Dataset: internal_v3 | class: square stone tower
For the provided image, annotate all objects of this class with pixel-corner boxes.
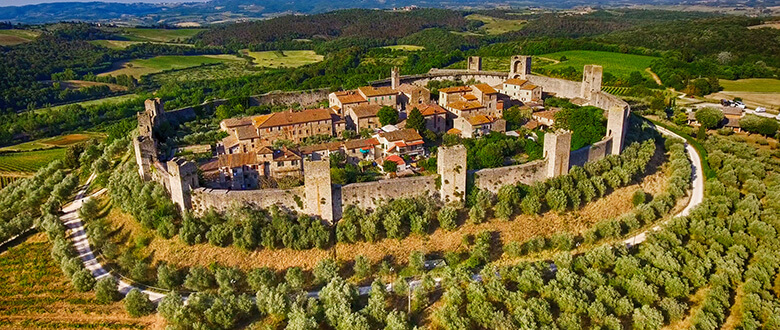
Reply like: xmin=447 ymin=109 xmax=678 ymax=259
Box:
xmin=391 ymin=67 xmax=400 ymax=90
xmin=166 ymin=157 xmax=199 ymax=210
xmin=544 ymin=130 xmax=572 ymax=178
xmin=509 ymin=55 xmax=532 ymax=79
xmin=581 ymin=65 xmax=603 ymax=100
xmin=467 ymin=56 xmax=482 ymax=72
xmin=438 ymin=145 xmax=468 ymax=206
xmin=133 ymin=136 xmax=156 ymax=181
xmin=304 ymin=159 xmax=333 ymax=222
xmin=607 ymin=106 xmax=630 ymax=155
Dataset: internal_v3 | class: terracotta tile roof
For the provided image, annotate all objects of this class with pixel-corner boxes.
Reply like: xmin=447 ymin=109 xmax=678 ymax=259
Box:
xmin=334 ymin=90 xmax=367 ymax=104
xmin=257 ymin=108 xmax=332 ymax=129
xmin=721 ymin=107 xmax=742 ymax=116
xmin=358 ymin=86 xmax=397 ymax=97
xmin=448 ymin=100 xmax=484 ymax=111
xmin=463 ymin=94 xmax=478 ymax=101
xmin=257 ymin=146 xmax=274 ymax=154
xmin=447 ymin=128 xmax=461 ymax=135
xmin=397 ymin=84 xmax=427 ymax=95
xmin=438 ymin=86 xmax=471 ymax=93
xmin=523 ymin=120 xmax=540 ymax=130
xmin=504 ymin=78 xmax=528 ymax=86
xmin=350 ymin=104 xmax=382 ymax=118
xmin=218 ymin=152 xmax=258 ymax=168
xmin=725 ymin=116 xmax=741 ymax=128
xmin=533 ymin=110 xmax=559 ymax=121
xmin=520 ymin=83 xmax=538 ymax=90
xmin=472 ymin=83 xmax=498 ymax=94
xmin=379 ymin=128 xmax=423 ymax=142
xmin=222 ymin=117 xmax=252 ymax=128
xmin=385 ymin=155 xmax=405 ymax=166
xmin=299 ymin=141 xmax=343 ymax=154
xmin=273 ymin=148 xmax=302 ymax=162
xmin=252 ymin=114 xmax=273 ymax=127
xmin=344 ymin=138 xmax=379 ymax=150
xmin=199 ymin=159 xmax=219 ymax=172
xmin=417 ymin=103 xmax=447 ymax=116
xmin=222 ymin=135 xmax=239 ymax=148
xmin=467 ymin=115 xmax=493 ymax=126
xmin=235 ymin=125 xmax=259 ymax=140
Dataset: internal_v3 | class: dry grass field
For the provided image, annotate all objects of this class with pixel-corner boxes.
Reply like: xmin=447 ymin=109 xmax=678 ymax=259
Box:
xmin=0 ymin=233 xmax=161 ymax=329
xmin=105 ymin=142 xmax=672 ymax=273
xmin=99 ymin=55 xmax=243 ymax=78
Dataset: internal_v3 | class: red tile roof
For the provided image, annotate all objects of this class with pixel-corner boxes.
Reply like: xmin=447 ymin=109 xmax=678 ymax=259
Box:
xmin=472 ymin=83 xmax=498 ymax=94
xmin=438 ymin=86 xmax=471 ymax=93
xmin=379 ymin=128 xmax=423 ymax=142
xmin=350 ymin=104 xmax=382 ymax=118
xmin=256 ymin=108 xmax=332 ymax=129
xmin=417 ymin=103 xmax=447 ymax=116
xmin=218 ymin=152 xmax=258 ymax=168
xmin=344 ymin=138 xmax=379 ymax=150
xmin=334 ymin=91 xmax=367 ymax=104
xmin=358 ymin=86 xmax=397 ymax=97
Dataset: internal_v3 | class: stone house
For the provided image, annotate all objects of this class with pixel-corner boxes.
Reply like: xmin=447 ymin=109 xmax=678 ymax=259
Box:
xmin=532 ymin=109 xmax=559 ymax=128
xmin=415 ymin=103 xmax=448 ymax=133
xmin=375 ymin=128 xmax=425 ymax=160
xmin=215 ymin=152 xmax=262 ymax=190
xmin=397 ymin=84 xmax=431 ymax=111
xmin=344 ymin=138 xmax=380 ymax=164
xmin=270 ymin=148 xmax=303 ymax=178
xmin=329 ymin=90 xmax=368 ymax=116
xmin=451 ymin=115 xmax=507 ymax=138
xmin=299 ymin=141 xmax=344 ymax=161
xmin=329 ymin=85 xmax=398 ymax=116
xmin=502 ymin=78 xmax=542 ymax=103
xmin=346 ymin=104 xmax=383 ymax=132
xmin=438 ymin=84 xmax=503 ymax=123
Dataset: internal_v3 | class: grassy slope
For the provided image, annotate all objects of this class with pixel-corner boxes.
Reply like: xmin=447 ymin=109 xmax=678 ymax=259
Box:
xmin=0 ymin=234 xmax=157 ymax=329
xmin=0 ymin=29 xmax=40 ymax=45
xmin=383 ymin=45 xmax=425 ymax=51
xmin=536 ymin=50 xmax=657 ymax=78
xmin=0 ymin=148 xmax=66 ymax=173
xmin=465 ymin=14 xmax=526 ymax=35
xmin=33 ymin=94 xmax=139 ymax=113
xmin=121 ymin=28 xmax=204 ymax=42
xmin=719 ymin=78 xmax=780 ymax=93
xmin=243 ymin=50 xmax=324 ymax=68
xmin=98 ymin=55 xmax=243 ymax=78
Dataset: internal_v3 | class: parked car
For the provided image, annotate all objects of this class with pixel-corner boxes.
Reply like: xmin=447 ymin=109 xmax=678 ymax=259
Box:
xmin=755 ymin=107 xmax=767 ymax=113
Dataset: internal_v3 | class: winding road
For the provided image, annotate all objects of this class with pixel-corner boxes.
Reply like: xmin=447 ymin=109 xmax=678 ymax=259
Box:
xmin=60 ymin=123 xmax=705 ymax=301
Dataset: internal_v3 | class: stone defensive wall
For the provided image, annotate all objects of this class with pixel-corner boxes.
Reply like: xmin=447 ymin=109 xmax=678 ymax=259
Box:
xmin=339 ymin=175 xmax=437 ymax=210
xmin=471 ymin=159 xmax=547 ymax=194
xmin=569 ymin=136 xmax=614 ymax=169
xmin=249 ymin=88 xmax=330 ymax=107
xmin=191 ymin=186 xmax=306 ymax=214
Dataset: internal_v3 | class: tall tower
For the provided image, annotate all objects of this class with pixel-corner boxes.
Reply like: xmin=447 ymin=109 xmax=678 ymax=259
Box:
xmin=581 ymin=65 xmax=603 ymax=100
xmin=544 ymin=130 xmax=572 ymax=178
xmin=467 ymin=56 xmax=482 ymax=72
xmin=133 ymin=136 xmax=155 ymax=181
xmin=391 ymin=67 xmax=400 ymax=90
xmin=438 ymin=145 xmax=467 ymax=206
xmin=607 ymin=106 xmax=630 ymax=155
xmin=167 ymin=157 xmax=198 ymax=210
xmin=304 ymin=159 xmax=333 ymax=222
xmin=509 ymin=55 xmax=532 ymax=80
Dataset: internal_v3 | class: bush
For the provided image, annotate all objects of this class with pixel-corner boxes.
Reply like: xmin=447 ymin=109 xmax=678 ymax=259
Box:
xmin=409 ymin=251 xmax=425 ymax=273
xmin=184 ymin=266 xmax=215 ymax=291
xmin=314 ymin=259 xmax=339 ymax=286
xmin=95 ymin=277 xmax=121 ymax=304
xmin=71 ymin=268 xmax=96 ymax=292
xmin=354 ymin=255 xmax=371 ymax=279
xmin=438 ymin=206 xmax=458 ymax=231
xmin=124 ymin=289 xmax=155 ymax=317
xmin=632 ymin=189 xmax=647 ymax=206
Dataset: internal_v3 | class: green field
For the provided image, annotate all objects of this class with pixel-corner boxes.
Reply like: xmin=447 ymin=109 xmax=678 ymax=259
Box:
xmin=0 ymin=133 xmax=104 ymax=153
xmin=34 ymin=94 xmax=139 ymax=113
xmin=90 ymin=39 xmax=194 ymax=50
xmin=535 ymin=50 xmax=657 ymax=78
xmin=120 ymin=28 xmax=204 ymax=42
xmin=465 ymin=14 xmax=527 ymax=35
xmin=99 ymin=55 xmax=243 ymax=78
xmin=0 ymin=29 xmax=40 ymax=45
xmin=0 ymin=148 xmax=66 ymax=173
xmin=719 ymin=78 xmax=780 ymax=93
xmin=602 ymin=86 xmax=631 ymax=96
xmin=243 ymin=50 xmax=324 ymax=68
xmin=382 ymin=45 xmax=425 ymax=51
xmin=151 ymin=62 xmax=265 ymax=84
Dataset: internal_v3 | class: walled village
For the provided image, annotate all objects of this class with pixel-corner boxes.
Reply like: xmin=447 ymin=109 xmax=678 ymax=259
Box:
xmin=134 ymin=55 xmax=630 ymax=222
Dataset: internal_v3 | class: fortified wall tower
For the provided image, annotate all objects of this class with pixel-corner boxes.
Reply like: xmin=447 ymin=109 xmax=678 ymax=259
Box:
xmin=544 ymin=130 xmax=572 ymax=178
xmin=391 ymin=67 xmax=400 ymax=91
xmin=304 ymin=159 xmax=334 ymax=222
xmin=607 ymin=106 xmax=629 ymax=155
xmin=167 ymin=158 xmax=199 ymax=210
xmin=467 ymin=56 xmax=482 ymax=72
xmin=581 ymin=65 xmax=604 ymax=100
xmin=509 ymin=55 xmax=532 ymax=80
xmin=438 ymin=145 xmax=468 ymax=206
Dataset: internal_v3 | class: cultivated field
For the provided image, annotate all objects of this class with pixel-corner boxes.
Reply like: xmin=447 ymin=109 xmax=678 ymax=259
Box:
xmin=535 ymin=50 xmax=657 ymax=78
xmin=99 ymin=55 xmax=243 ymax=78
xmin=382 ymin=45 xmax=425 ymax=51
xmin=120 ymin=28 xmax=204 ymax=43
xmin=34 ymin=94 xmax=139 ymax=113
xmin=465 ymin=14 xmax=527 ymax=35
xmin=0 ymin=29 xmax=39 ymax=46
xmin=242 ymin=50 xmax=324 ymax=68
xmin=719 ymin=78 xmax=780 ymax=93
xmin=90 ymin=39 xmax=194 ymax=50
xmin=0 ymin=133 xmax=103 ymax=152
xmin=0 ymin=234 xmax=159 ymax=329
xmin=150 ymin=62 xmax=263 ymax=84
xmin=0 ymin=148 xmax=66 ymax=174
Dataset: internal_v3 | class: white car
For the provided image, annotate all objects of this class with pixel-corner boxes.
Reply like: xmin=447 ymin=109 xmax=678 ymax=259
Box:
xmin=755 ymin=107 xmax=767 ymax=113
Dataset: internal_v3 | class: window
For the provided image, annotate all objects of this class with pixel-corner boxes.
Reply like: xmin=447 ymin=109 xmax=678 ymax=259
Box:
xmin=277 ymin=161 xmax=284 ymax=167
xmin=292 ymin=160 xmax=298 ymax=166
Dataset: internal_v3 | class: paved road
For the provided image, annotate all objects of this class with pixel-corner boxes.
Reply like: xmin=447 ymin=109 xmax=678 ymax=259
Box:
xmin=61 ymin=122 xmax=705 ymax=301
xmin=61 ymin=173 xmax=166 ymax=302
xmin=622 ymin=125 xmax=705 ymax=247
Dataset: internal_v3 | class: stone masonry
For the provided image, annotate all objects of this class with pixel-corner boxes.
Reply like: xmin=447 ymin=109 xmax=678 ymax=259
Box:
xmin=304 ymin=159 xmax=333 ymax=222
xmin=581 ymin=65 xmax=604 ymax=100
xmin=544 ymin=130 xmax=572 ymax=178
xmin=467 ymin=56 xmax=482 ymax=72
xmin=438 ymin=145 xmax=468 ymax=206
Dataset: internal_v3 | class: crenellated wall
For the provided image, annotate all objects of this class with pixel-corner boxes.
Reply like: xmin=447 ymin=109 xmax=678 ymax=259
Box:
xmin=191 ymin=186 xmax=306 ymax=214
xmin=472 ymin=160 xmax=546 ymax=193
xmin=340 ymin=176 xmax=437 ymax=210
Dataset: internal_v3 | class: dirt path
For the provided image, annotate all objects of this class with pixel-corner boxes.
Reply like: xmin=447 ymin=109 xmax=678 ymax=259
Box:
xmin=646 ymin=67 xmax=663 ymax=85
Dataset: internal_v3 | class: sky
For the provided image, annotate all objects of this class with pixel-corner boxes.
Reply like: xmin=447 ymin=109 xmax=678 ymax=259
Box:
xmin=3 ymin=0 xmax=206 ymax=6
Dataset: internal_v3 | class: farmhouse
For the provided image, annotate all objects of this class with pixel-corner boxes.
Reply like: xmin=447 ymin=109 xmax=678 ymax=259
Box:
xmin=502 ymin=78 xmax=542 ymax=103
